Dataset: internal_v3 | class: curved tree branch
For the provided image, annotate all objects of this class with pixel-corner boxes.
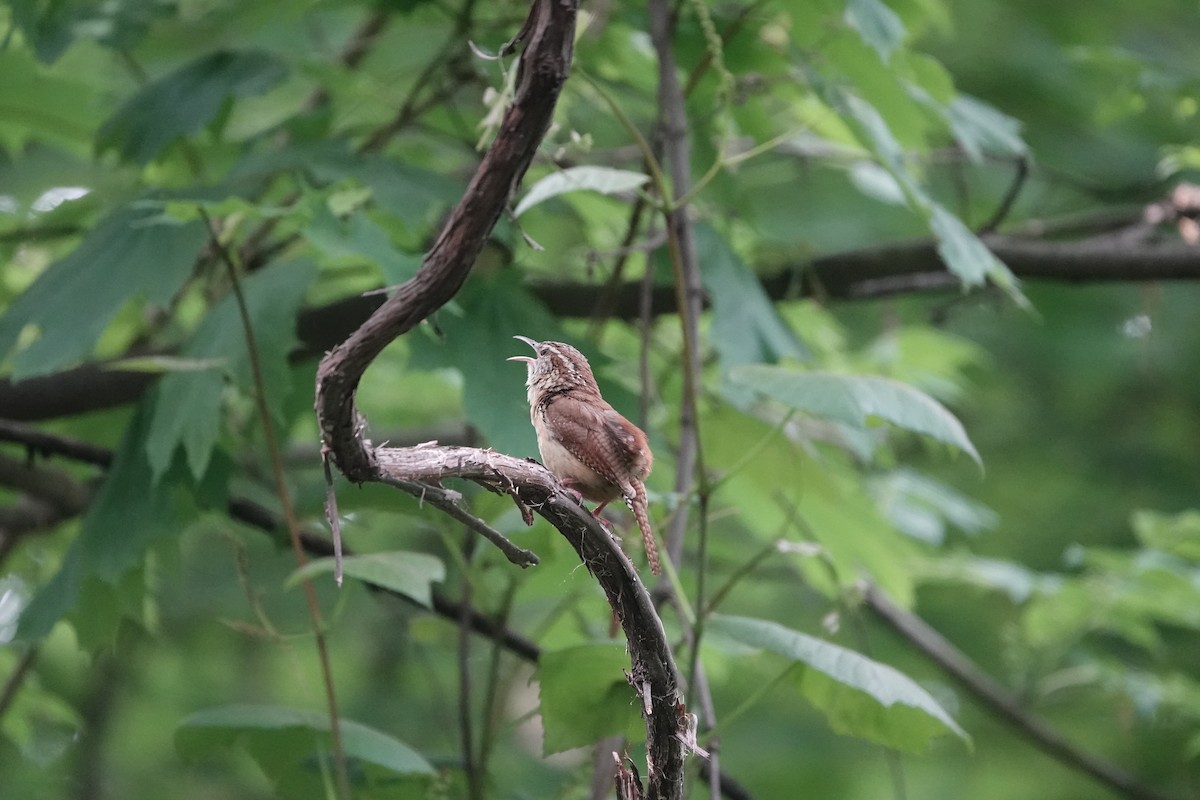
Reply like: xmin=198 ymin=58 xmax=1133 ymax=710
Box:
xmin=312 ymin=2 xmax=687 ymax=796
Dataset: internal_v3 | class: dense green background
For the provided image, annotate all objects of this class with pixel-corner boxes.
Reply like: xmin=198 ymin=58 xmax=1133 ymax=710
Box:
xmin=1 ymin=0 xmax=1198 ymax=798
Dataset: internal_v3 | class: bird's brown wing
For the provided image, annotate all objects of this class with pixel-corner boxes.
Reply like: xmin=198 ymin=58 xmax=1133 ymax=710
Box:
xmin=545 ymin=395 xmax=646 ymax=485
xmin=547 ymin=395 xmax=660 ymax=574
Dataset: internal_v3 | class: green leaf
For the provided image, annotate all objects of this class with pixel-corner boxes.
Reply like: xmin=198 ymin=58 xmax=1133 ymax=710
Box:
xmin=844 ymin=0 xmax=906 ymax=63
xmin=408 ymin=276 xmax=565 ymax=458
xmin=708 ymin=615 xmax=968 ymax=751
xmin=286 ymin=552 xmax=445 ymax=607
xmin=696 ymin=225 xmax=808 ymax=395
xmin=302 ymin=205 xmax=423 ymax=285
xmin=311 ymin=153 xmax=463 ymax=229
xmin=9 ymin=0 xmax=161 ymax=63
xmin=538 ymin=644 xmax=642 ymax=755
xmin=177 ymin=704 xmax=434 ymax=798
xmin=0 ymin=50 xmax=103 ymax=146
xmin=841 ymin=95 xmax=1023 ymax=299
xmin=96 ymin=50 xmax=288 ymax=164
xmin=873 ymin=468 xmax=997 ymax=544
xmin=1131 ymin=509 xmax=1200 ymax=562
xmin=928 ymin=204 xmax=1009 ymax=289
xmin=916 ymin=555 xmax=1048 ymax=604
xmin=945 ymin=95 xmax=1028 ymax=162
xmin=514 ymin=166 xmax=649 ymax=216
xmin=17 ymin=408 xmax=220 ymax=641
xmin=733 ymin=365 xmax=981 ymax=463
xmin=0 ymin=201 xmax=207 ymax=379
xmin=144 ymin=259 xmax=317 ymax=481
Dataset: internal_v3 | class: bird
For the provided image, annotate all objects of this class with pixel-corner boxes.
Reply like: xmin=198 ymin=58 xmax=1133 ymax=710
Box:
xmin=508 ymin=335 xmax=660 ymax=574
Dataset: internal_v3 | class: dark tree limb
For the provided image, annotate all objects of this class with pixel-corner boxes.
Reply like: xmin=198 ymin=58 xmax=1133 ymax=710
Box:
xmin=312 ymin=1 xmax=687 ymax=796
xmin=4 ymin=216 xmax=1197 ymax=423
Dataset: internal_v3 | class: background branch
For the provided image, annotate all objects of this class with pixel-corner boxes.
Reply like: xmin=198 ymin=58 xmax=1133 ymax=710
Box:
xmin=864 ymin=584 xmax=1179 ymax=800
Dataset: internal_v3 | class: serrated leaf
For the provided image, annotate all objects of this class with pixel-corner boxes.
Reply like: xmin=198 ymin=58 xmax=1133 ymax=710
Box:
xmin=848 ymin=161 xmax=907 ymax=205
xmin=733 ymin=365 xmax=981 ymax=463
xmin=97 ymin=50 xmax=288 ymax=164
xmin=145 ymin=259 xmax=317 ymax=481
xmin=844 ymin=0 xmax=906 ymax=63
xmin=842 ymin=95 xmax=1023 ymax=300
xmin=0 ymin=201 xmax=207 ymax=379
xmin=17 ymin=408 xmax=222 ymax=641
xmin=946 ymin=95 xmax=1028 ymax=162
xmin=928 ymin=205 xmax=1004 ymax=287
xmin=286 ymin=552 xmax=445 ymax=607
xmin=538 ymin=644 xmax=642 ymax=755
xmin=177 ymin=704 xmax=433 ymax=798
xmin=514 ymin=166 xmax=649 ymax=217
xmin=708 ymin=615 xmax=968 ymax=751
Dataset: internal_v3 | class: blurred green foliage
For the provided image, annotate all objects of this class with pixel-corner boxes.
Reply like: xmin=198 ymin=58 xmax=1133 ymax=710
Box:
xmin=1 ymin=0 xmax=1198 ymax=798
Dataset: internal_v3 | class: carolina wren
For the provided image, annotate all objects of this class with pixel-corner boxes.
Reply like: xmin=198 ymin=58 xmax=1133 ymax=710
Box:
xmin=508 ymin=336 xmax=660 ymax=575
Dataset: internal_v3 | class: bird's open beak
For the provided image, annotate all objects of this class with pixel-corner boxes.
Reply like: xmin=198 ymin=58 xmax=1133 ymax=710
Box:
xmin=506 ymin=335 xmax=538 ymax=363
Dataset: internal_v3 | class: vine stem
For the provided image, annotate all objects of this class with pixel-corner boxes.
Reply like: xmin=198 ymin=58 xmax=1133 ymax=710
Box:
xmin=200 ymin=209 xmax=353 ymax=800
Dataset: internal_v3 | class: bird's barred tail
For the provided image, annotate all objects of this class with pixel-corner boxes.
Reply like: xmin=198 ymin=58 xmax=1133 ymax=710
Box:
xmin=627 ymin=482 xmax=660 ymax=575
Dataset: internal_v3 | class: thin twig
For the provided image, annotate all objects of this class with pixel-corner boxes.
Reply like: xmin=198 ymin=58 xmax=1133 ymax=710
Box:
xmin=200 ymin=209 xmax=352 ymax=800
xmin=379 ymin=475 xmax=539 ymax=567
xmin=978 ymin=156 xmax=1030 ymax=235
xmin=648 ymin=0 xmax=707 ymax=571
xmin=458 ymin=536 xmax=481 ymax=800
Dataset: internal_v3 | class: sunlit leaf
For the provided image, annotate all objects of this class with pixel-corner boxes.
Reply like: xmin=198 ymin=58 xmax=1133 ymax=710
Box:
xmin=286 ymin=552 xmax=445 ymax=607
xmin=514 ymin=166 xmax=649 ymax=217
xmin=538 ymin=644 xmax=641 ymax=755
xmin=1131 ymin=509 xmax=1200 ymax=562
xmin=873 ymin=468 xmax=997 ymax=544
xmin=708 ymin=615 xmax=968 ymax=751
xmin=916 ymin=555 xmax=1050 ymax=604
xmin=733 ymin=365 xmax=981 ymax=463
xmin=0 ymin=50 xmax=103 ymax=146
xmin=844 ymin=0 xmax=906 ymax=63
